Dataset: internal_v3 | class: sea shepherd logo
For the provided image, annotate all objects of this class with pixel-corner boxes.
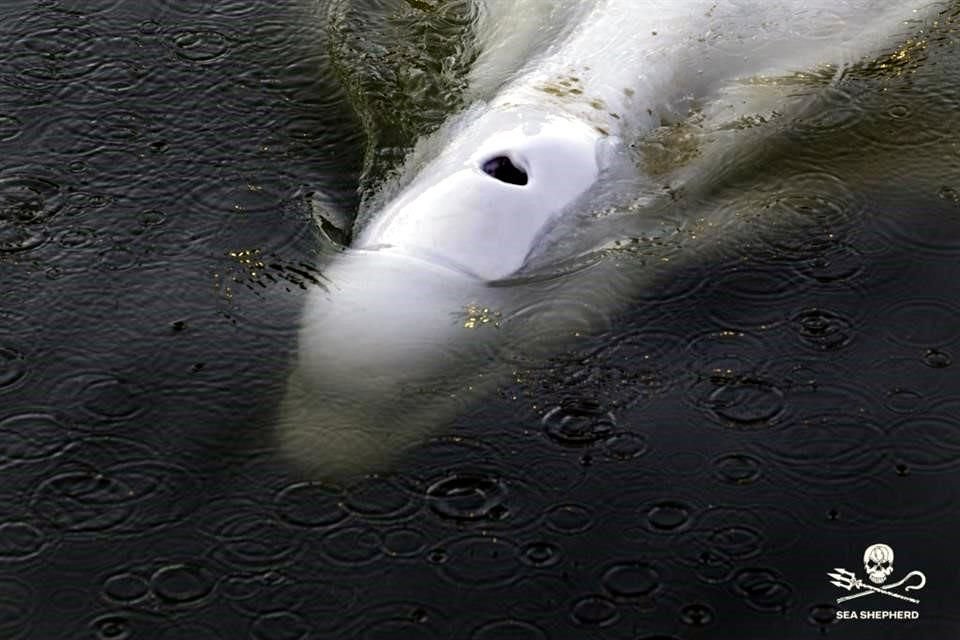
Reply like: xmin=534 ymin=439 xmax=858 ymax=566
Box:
xmin=829 ymin=543 xmax=927 ymax=621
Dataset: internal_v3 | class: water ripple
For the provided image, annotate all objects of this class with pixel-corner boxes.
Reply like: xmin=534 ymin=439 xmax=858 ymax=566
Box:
xmin=471 ymin=619 xmax=547 ymax=640
xmin=170 ymin=29 xmax=232 ymax=64
xmin=426 ymin=472 xmax=509 ymax=522
xmin=436 ymin=536 xmax=522 ymax=588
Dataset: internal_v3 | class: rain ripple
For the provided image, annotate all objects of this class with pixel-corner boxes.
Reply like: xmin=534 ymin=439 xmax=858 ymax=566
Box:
xmin=426 ymin=472 xmax=509 ymax=523
xmin=0 ymin=522 xmax=47 ymax=563
xmin=470 ymin=619 xmax=547 ymax=640
xmin=0 ymin=578 xmax=37 ymax=640
xmin=435 ymin=535 xmax=522 ymax=589
xmin=601 ymin=561 xmax=662 ymax=600
xmin=0 ymin=411 xmax=73 ymax=465
xmin=29 ymin=435 xmax=202 ymax=533
xmin=750 ymin=413 xmax=888 ymax=491
xmin=731 ymin=568 xmax=793 ymax=613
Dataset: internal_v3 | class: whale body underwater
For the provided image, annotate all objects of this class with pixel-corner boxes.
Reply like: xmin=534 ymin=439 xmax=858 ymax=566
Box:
xmin=278 ymin=0 xmax=946 ymax=477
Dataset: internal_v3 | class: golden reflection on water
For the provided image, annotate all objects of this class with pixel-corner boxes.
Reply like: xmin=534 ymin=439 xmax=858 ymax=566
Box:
xmin=461 ymin=303 xmax=501 ymax=330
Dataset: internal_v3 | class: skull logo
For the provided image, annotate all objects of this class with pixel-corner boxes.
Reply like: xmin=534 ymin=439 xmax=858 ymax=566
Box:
xmin=863 ymin=543 xmax=895 ymax=584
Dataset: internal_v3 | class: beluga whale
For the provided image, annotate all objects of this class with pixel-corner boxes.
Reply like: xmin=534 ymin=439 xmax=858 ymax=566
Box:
xmin=278 ymin=0 xmax=946 ymax=477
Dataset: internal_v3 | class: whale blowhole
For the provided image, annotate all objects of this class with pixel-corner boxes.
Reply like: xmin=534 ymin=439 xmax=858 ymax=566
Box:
xmin=481 ymin=155 xmax=528 ymax=185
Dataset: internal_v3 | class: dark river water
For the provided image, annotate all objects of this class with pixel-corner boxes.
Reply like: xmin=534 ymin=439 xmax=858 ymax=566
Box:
xmin=2 ymin=1 xmax=960 ymax=638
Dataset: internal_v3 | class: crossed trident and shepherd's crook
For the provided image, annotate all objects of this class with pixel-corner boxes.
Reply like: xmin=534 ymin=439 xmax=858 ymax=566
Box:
xmin=828 ymin=568 xmax=927 ymax=604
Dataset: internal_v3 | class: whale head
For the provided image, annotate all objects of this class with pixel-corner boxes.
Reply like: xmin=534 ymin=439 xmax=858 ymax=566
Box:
xmin=279 ymin=104 xmax=619 ymax=477
xmin=356 ymin=106 xmax=608 ymax=280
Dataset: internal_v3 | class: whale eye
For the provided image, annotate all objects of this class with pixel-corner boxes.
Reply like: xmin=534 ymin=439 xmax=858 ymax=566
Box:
xmin=481 ymin=155 xmax=528 ymax=186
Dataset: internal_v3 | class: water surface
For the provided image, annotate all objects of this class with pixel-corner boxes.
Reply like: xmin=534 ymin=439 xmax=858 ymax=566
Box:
xmin=1 ymin=1 xmax=960 ymax=638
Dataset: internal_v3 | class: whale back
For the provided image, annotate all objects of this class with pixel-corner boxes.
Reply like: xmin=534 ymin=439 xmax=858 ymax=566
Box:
xmin=472 ymin=0 xmax=940 ymax=135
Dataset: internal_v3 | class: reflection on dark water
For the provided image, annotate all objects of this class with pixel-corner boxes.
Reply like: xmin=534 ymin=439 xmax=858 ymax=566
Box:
xmin=1 ymin=1 xmax=959 ymax=638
